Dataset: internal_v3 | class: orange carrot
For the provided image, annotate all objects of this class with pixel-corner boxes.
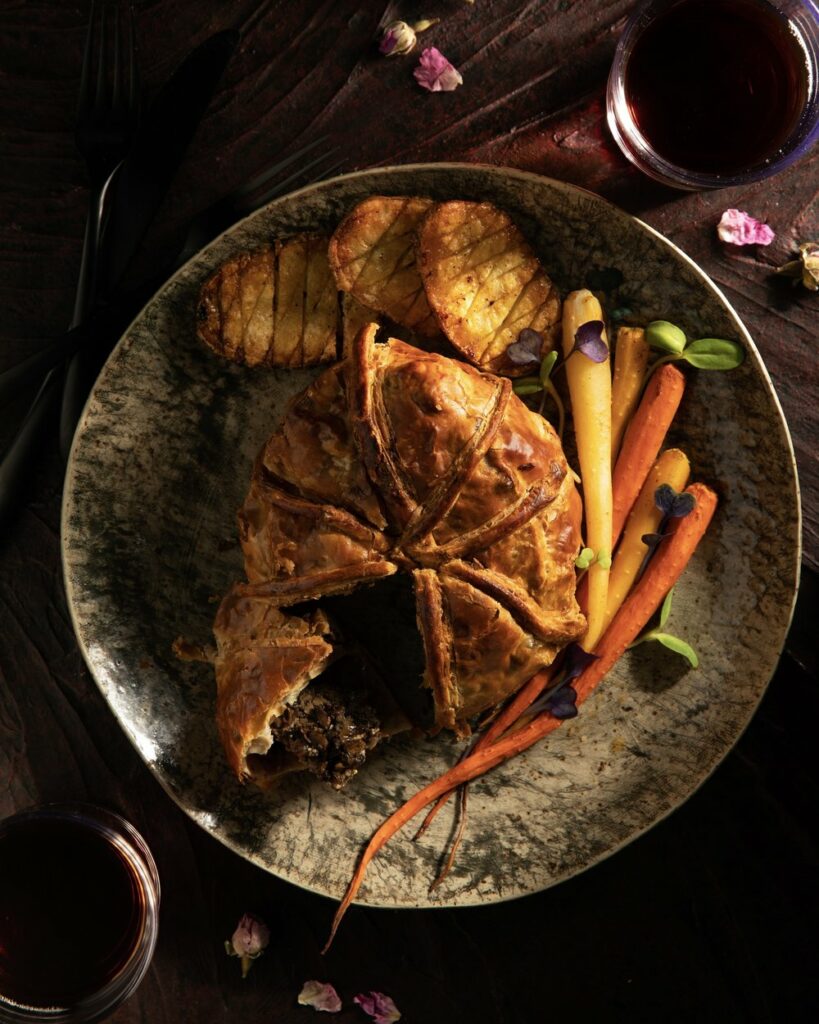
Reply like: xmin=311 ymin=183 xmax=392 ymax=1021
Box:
xmin=576 ymin=482 xmax=716 ymax=698
xmin=325 ymin=483 xmax=716 ymax=950
xmin=611 ymin=364 xmax=685 ymax=542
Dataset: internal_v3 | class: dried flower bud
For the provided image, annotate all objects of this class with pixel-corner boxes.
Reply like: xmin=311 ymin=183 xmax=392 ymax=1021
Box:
xmin=776 ymin=241 xmax=819 ymax=292
xmin=225 ymin=912 xmax=270 ymax=978
xmin=379 ymin=21 xmax=417 ymax=57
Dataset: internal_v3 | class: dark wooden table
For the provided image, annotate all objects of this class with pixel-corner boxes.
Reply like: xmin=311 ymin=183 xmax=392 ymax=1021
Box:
xmin=1 ymin=3 xmax=817 ymax=1022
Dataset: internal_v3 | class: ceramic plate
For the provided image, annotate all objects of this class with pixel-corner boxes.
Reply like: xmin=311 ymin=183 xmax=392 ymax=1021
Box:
xmin=62 ymin=165 xmax=800 ymax=908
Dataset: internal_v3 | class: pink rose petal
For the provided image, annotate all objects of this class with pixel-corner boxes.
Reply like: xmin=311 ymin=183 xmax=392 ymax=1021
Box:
xmin=354 ymin=991 xmax=402 ymax=1023
xmin=298 ymin=980 xmax=342 ymax=1013
xmin=717 ymin=209 xmax=775 ymax=246
xmin=413 ymin=47 xmax=463 ymax=92
xmin=229 ymin=913 xmax=270 ymax=958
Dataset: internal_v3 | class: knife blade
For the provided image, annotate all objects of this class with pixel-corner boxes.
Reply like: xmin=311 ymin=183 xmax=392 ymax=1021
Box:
xmin=58 ymin=28 xmax=239 ymax=460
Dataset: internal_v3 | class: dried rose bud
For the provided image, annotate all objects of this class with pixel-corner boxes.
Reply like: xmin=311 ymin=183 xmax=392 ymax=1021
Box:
xmin=776 ymin=241 xmax=819 ymax=292
xmin=224 ymin=912 xmax=270 ymax=978
xmin=379 ymin=21 xmax=417 ymax=56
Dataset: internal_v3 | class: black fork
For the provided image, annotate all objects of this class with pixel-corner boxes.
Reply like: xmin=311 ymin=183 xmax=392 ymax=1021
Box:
xmin=0 ymin=1 xmax=140 ymax=526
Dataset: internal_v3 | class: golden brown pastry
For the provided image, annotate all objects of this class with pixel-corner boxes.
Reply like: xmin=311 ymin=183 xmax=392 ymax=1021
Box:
xmin=215 ymin=325 xmax=585 ymax=785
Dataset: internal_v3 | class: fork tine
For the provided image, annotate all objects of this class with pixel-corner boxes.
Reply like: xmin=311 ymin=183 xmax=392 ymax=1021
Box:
xmin=77 ymin=0 xmax=97 ymax=118
xmin=126 ymin=2 xmax=139 ymax=117
xmin=111 ymin=4 xmax=122 ymax=112
xmin=95 ymin=2 xmax=107 ymax=110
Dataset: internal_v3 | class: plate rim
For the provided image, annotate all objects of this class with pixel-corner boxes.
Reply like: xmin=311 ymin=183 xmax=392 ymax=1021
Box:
xmin=61 ymin=162 xmax=803 ymax=908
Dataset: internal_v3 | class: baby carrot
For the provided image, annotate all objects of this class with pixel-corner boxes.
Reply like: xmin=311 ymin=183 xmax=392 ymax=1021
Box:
xmin=562 ymin=289 xmax=612 ymax=651
xmin=611 ymin=363 xmax=685 ymax=542
xmin=611 ymin=326 xmax=650 ymax=463
xmin=602 ymin=448 xmax=690 ymax=632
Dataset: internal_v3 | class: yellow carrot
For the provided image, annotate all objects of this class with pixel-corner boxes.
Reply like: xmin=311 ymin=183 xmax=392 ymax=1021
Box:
xmin=602 ymin=448 xmax=690 ymax=632
xmin=611 ymin=326 xmax=650 ymax=463
xmin=562 ymin=290 xmax=612 ymax=651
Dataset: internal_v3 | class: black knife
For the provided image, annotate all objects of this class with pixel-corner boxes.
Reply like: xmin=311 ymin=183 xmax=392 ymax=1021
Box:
xmin=0 ymin=29 xmax=239 ymax=531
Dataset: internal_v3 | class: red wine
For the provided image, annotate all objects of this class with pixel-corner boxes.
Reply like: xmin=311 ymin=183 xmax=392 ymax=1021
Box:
xmin=0 ymin=817 xmax=146 ymax=1009
xmin=625 ymin=0 xmax=809 ymax=174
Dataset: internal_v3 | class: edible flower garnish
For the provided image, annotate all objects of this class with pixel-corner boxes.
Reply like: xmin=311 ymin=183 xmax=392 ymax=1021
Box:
xmin=717 ymin=208 xmax=775 ymax=246
xmin=413 ymin=47 xmax=463 ymax=92
xmin=629 ymin=587 xmax=699 ymax=668
xmin=354 ymin=991 xmax=402 ymax=1022
xmin=506 ymin=327 xmax=543 ymax=366
xmin=379 ymin=19 xmax=439 ymax=57
xmin=645 ymin=320 xmax=744 ymax=373
xmin=225 ymin=912 xmax=270 ymax=978
xmin=298 ymin=980 xmax=343 ymax=1013
xmin=528 ymin=643 xmax=599 ymax=719
xmin=776 ymin=241 xmax=819 ymax=292
xmin=654 ymin=483 xmax=696 ymax=519
xmin=569 ymin=320 xmax=608 ymax=363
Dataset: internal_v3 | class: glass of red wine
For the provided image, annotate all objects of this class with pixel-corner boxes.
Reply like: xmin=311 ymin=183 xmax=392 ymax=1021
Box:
xmin=0 ymin=805 xmax=160 ymax=1023
xmin=607 ymin=0 xmax=819 ymax=188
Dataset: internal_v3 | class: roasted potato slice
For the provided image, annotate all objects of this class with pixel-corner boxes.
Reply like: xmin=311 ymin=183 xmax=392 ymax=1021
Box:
xmin=196 ymin=235 xmax=337 ymax=368
xmin=196 ymin=248 xmax=275 ymax=366
xmin=416 ymin=201 xmax=561 ymax=375
xmin=328 ymin=196 xmax=439 ymax=337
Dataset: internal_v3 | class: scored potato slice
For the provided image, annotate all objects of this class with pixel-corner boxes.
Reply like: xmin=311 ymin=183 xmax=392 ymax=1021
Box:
xmin=197 ymin=248 xmax=275 ymax=365
xmin=328 ymin=196 xmax=439 ymax=337
xmin=416 ymin=201 xmax=561 ymax=375
xmin=196 ymin=235 xmax=337 ymax=368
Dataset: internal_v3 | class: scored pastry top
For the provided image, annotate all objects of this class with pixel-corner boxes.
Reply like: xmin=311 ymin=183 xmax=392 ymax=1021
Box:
xmin=221 ymin=324 xmax=584 ymax=777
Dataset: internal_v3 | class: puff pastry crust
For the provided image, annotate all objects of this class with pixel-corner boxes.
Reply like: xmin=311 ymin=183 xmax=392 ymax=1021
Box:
xmin=216 ymin=325 xmax=584 ymax=782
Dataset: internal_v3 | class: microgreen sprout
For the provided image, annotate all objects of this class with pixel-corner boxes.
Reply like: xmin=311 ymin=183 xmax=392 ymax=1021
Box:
xmin=510 ymin=331 xmax=566 ymax=436
xmin=629 ymin=587 xmax=699 ymax=668
xmin=575 ymin=547 xmax=611 ymax=570
xmin=645 ymin=320 xmax=744 ymax=377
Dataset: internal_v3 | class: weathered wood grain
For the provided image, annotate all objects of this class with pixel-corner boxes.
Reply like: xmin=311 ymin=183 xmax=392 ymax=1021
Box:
xmin=0 ymin=2 xmax=817 ymax=1020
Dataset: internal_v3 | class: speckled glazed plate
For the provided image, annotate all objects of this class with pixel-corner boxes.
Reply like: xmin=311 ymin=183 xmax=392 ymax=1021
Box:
xmin=62 ymin=165 xmax=800 ymax=908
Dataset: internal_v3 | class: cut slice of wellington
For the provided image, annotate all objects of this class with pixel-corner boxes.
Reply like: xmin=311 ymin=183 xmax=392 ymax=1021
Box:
xmin=215 ymin=325 xmax=585 ymax=785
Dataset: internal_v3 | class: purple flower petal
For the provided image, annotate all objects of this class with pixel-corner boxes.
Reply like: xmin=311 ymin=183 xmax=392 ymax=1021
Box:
xmin=641 ymin=531 xmax=667 ymax=550
xmin=413 ymin=47 xmax=463 ymax=92
xmin=379 ymin=29 xmax=398 ymax=55
xmin=562 ymin=642 xmax=600 ymax=682
xmin=354 ymin=992 xmax=402 ymax=1023
xmin=506 ymin=327 xmax=543 ymax=366
xmin=654 ymin=484 xmax=696 ymax=518
xmin=298 ymin=981 xmax=343 ymax=1013
xmin=717 ymin=209 xmax=775 ymax=246
xmin=545 ymin=683 xmax=579 ymax=719
xmin=572 ymin=320 xmax=608 ymax=362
